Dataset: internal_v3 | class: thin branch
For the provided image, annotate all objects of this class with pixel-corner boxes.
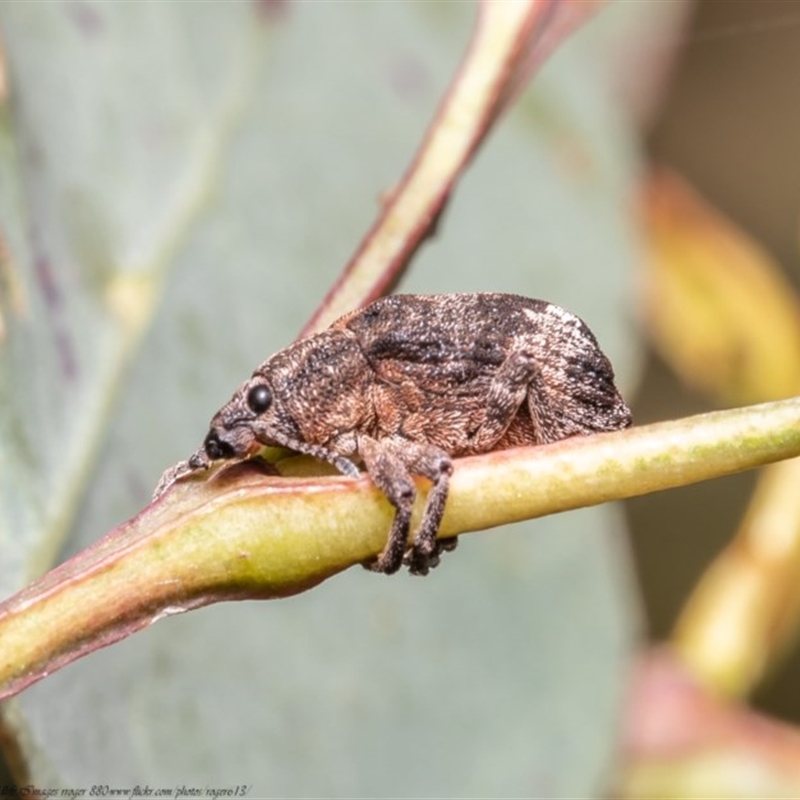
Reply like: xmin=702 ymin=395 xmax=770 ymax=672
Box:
xmin=298 ymin=0 xmax=601 ymax=336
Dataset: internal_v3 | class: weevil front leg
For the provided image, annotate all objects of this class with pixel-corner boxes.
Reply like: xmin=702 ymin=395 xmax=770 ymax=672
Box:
xmin=152 ymin=446 xmax=210 ymax=500
xmin=359 ymin=436 xmax=455 ymax=575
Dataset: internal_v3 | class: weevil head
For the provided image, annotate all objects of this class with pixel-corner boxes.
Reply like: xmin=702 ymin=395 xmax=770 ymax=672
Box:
xmin=202 ymin=374 xmax=285 ymax=463
xmin=153 ymin=352 xmax=317 ymax=500
xmin=195 ymin=330 xmax=369 ymax=479
xmin=153 ymin=369 xmax=292 ymax=500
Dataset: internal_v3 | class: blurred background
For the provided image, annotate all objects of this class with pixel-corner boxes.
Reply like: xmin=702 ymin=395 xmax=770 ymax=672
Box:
xmin=632 ymin=0 xmax=800 ymax=724
xmin=3 ymin=0 xmax=800 ymax=794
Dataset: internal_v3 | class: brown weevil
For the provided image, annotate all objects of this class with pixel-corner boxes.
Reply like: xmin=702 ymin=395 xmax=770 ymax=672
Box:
xmin=154 ymin=293 xmax=632 ymax=575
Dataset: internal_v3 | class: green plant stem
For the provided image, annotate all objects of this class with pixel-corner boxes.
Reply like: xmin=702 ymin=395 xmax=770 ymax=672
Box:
xmin=1 ymin=396 xmax=800 ymax=701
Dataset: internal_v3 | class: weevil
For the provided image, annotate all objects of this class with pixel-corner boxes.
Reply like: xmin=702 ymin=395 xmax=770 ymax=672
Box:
xmin=154 ymin=293 xmax=632 ymax=575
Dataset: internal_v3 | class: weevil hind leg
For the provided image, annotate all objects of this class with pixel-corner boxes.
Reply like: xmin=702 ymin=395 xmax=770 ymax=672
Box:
xmin=465 ymin=349 xmax=542 ymax=451
xmin=359 ymin=437 xmax=454 ymax=575
xmin=482 ymin=348 xmax=593 ymax=445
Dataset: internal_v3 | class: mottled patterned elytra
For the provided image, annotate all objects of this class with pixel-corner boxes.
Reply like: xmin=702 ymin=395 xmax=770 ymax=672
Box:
xmin=154 ymin=293 xmax=632 ymax=575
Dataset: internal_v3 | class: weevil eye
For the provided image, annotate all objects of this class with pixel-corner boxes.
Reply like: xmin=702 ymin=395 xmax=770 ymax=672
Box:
xmin=246 ymin=384 xmax=272 ymax=414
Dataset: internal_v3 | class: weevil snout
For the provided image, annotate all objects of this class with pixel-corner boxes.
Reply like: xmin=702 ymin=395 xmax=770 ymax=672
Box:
xmin=153 ymin=389 xmax=265 ymax=499
xmin=202 ymin=407 xmax=262 ymax=461
xmin=203 ymin=430 xmax=237 ymax=461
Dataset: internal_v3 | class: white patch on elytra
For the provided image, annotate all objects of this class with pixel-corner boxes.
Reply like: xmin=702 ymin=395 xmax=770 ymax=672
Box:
xmin=523 ymin=303 xmax=590 ymax=373
xmin=525 ymin=303 xmax=584 ymax=340
xmin=523 ymin=303 xmax=579 ymax=329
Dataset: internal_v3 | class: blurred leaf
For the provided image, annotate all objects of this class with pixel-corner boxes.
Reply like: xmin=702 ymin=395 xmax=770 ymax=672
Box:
xmin=0 ymin=1 xmax=682 ymax=795
xmin=674 ymin=456 xmax=800 ymax=698
xmin=640 ymin=169 xmax=800 ymax=701
xmin=617 ymin=649 xmax=800 ymax=799
xmin=0 ymin=1 xmax=264 ymax=584
xmin=641 ymin=168 xmax=800 ymax=406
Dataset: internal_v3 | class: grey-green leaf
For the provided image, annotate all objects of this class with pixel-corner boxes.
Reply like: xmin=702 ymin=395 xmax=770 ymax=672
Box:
xmin=0 ymin=2 xmax=684 ymax=796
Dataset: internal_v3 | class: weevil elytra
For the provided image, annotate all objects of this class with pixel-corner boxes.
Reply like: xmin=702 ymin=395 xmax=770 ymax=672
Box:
xmin=154 ymin=293 xmax=632 ymax=575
